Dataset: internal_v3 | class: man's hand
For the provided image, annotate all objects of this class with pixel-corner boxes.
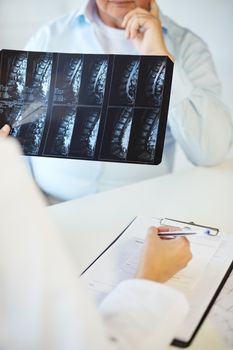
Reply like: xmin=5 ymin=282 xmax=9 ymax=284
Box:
xmin=0 ymin=125 xmax=11 ymax=138
xmin=135 ymin=226 xmax=192 ymax=282
xmin=121 ymin=0 xmax=174 ymax=60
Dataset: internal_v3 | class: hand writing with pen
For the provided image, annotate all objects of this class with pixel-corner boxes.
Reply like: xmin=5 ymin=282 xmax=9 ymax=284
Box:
xmin=136 ymin=226 xmax=192 ymax=282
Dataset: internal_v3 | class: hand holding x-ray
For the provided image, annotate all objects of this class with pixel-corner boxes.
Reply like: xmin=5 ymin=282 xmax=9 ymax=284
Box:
xmin=0 ymin=124 xmax=10 ymax=137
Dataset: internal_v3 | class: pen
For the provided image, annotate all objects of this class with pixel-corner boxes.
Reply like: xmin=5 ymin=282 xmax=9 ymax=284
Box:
xmin=158 ymin=229 xmax=211 ymax=237
xmin=158 ymin=230 xmax=197 ymax=237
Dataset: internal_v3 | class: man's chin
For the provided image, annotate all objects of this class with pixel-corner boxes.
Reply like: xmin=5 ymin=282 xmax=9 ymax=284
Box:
xmin=108 ymin=2 xmax=136 ymax=19
xmin=108 ymin=1 xmax=136 ymax=11
xmin=97 ymin=1 xmax=136 ymax=27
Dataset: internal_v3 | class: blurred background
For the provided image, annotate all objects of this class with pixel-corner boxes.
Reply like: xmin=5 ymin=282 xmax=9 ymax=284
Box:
xmin=0 ymin=0 xmax=232 ymax=170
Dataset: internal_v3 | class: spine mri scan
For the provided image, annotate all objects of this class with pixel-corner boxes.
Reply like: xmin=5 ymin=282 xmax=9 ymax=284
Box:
xmin=0 ymin=50 xmax=173 ymax=165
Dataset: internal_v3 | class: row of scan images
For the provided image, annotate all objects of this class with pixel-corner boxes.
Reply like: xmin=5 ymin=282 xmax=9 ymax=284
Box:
xmin=0 ymin=50 xmax=173 ymax=164
xmin=1 ymin=104 xmax=161 ymax=163
xmin=0 ymin=50 xmax=168 ymax=108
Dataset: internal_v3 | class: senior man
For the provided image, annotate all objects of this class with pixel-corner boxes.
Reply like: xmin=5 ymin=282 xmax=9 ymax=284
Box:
xmin=1 ymin=0 xmax=232 ymax=202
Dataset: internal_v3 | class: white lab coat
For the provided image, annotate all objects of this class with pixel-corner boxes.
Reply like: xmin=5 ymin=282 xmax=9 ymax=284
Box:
xmin=0 ymin=138 xmax=188 ymax=350
xmin=23 ymin=0 xmax=232 ymax=202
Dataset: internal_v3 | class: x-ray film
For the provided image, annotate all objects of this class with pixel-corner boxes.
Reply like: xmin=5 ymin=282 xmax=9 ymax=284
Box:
xmin=0 ymin=50 xmax=173 ymax=165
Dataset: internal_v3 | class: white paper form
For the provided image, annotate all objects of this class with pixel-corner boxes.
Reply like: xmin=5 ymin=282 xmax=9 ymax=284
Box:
xmin=166 ymin=232 xmax=222 ymax=292
xmin=80 ymin=216 xmax=233 ymax=344
xmin=81 ymin=216 xmax=222 ymax=301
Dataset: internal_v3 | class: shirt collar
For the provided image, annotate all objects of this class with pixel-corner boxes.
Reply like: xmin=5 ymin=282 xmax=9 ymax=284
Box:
xmin=73 ymin=0 xmax=95 ymax=25
xmin=74 ymin=0 xmax=168 ymax=34
xmin=159 ymin=11 xmax=169 ymax=35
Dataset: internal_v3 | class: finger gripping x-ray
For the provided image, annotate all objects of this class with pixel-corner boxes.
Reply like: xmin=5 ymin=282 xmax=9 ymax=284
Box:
xmin=1 ymin=104 xmax=23 ymax=137
xmin=0 ymin=50 xmax=173 ymax=165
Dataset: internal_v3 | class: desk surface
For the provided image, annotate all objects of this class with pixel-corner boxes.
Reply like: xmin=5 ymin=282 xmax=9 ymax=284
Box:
xmin=47 ymin=159 xmax=233 ymax=350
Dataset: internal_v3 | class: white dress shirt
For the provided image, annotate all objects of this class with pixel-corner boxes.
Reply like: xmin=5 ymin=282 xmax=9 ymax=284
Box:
xmin=0 ymin=138 xmax=188 ymax=350
xmin=25 ymin=0 xmax=232 ymax=202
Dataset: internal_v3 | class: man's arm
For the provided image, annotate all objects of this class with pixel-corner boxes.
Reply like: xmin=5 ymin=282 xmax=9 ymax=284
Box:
xmin=168 ymin=30 xmax=232 ymax=165
xmin=121 ymin=0 xmax=232 ymax=166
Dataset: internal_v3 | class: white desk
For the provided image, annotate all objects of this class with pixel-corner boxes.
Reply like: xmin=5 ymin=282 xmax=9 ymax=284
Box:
xmin=47 ymin=159 xmax=233 ymax=350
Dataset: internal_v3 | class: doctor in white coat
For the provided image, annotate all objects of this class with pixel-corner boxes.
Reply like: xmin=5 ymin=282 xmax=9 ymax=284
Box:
xmin=0 ymin=133 xmax=192 ymax=350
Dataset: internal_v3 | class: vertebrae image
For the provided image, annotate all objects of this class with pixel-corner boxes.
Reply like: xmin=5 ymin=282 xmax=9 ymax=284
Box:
xmin=0 ymin=50 xmax=172 ymax=164
xmin=20 ymin=108 xmax=47 ymax=155
xmin=121 ymin=59 xmax=140 ymax=105
xmin=54 ymin=55 xmax=83 ymax=103
xmin=110 ymin=58 xmax=140 ymax=106
xmin=27 ymin=53 xmax=53 ymax=103
xmin=71 ymin=108 xmax=101 ymax=158
xmin=2 ymin=52 xmax=27 ymax=100
xmin=134 ymin=109 xmax=160 ymax=162
xmin=76 ymin=109 xmax=100 ymax=157
xmin=86 ymin=58 xmax=108 ymax=105
xmin=110 ymin=107 xmax=133 ymax=159
xmin=144 ymin=61 xmax=166 ymax=107
xmin=50 ymin=108 xmax=76 ymax=156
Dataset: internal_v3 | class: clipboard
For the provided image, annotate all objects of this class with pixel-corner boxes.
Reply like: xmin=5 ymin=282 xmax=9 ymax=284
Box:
xmin=80 ymin=216 xmax=233 ymax=348
xmin=159 ymin=218 xmax=232 ymax=347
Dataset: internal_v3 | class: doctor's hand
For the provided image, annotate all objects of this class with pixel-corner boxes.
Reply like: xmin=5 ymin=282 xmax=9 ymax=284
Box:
xmin=0 ymin=124 xmax=11 ymax=138
xmin=121 ymin=0 xmax=174 ymax=60
xmin=135 ymin=226 xmax=192 ymax=282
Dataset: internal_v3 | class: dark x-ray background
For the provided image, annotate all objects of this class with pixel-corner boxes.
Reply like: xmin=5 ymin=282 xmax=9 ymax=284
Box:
xmin=0 ymin=51 xmax=173 ymax=164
